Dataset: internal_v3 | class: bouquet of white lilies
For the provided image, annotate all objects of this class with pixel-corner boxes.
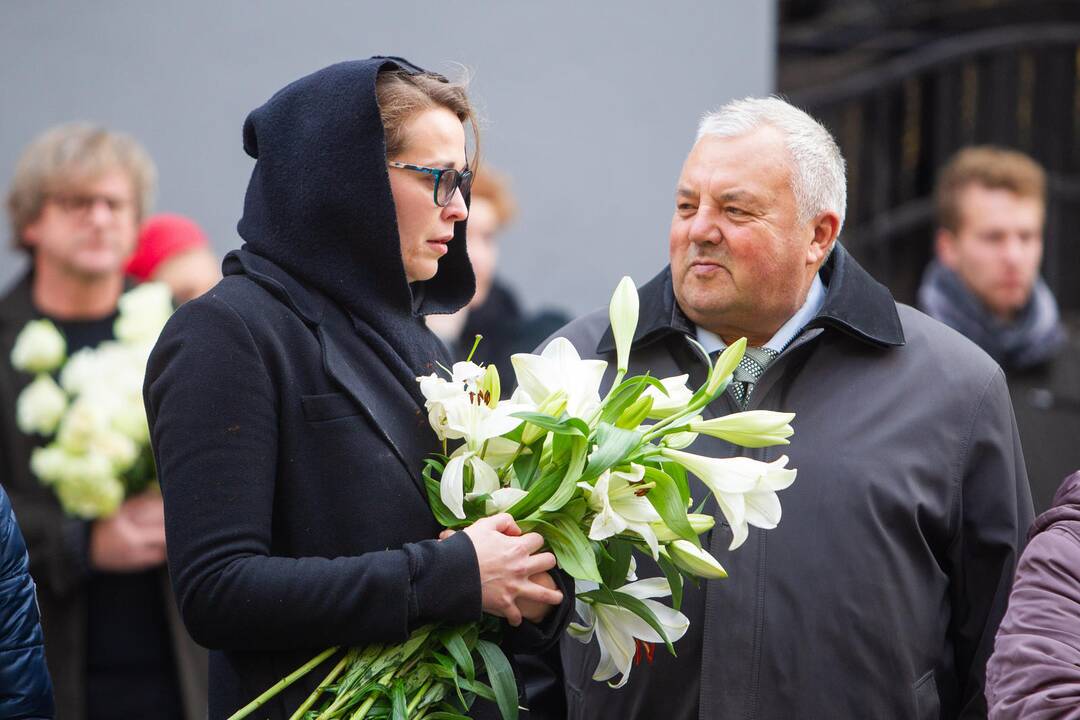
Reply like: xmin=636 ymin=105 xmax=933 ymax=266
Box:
xmin=235 ymin=277 xmax=797 ymax=720
xmin=11 ymin=283 xmax=173 ymax=518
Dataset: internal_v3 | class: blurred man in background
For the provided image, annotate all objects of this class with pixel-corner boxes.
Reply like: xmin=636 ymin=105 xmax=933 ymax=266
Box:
xmin=126 ymin=213 xmax=220 ymax=304
xmin=426 ymin=167 xmax=568 ymax=374
xmin=0 ymin=123 xmax=205 ymax=719
xmin=919 ymin=147 xmax=1080 ymax=513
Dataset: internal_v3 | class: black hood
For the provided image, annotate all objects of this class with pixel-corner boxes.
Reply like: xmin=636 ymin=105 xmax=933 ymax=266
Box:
xmin=236 ymin=56 xmax=474 ymax=321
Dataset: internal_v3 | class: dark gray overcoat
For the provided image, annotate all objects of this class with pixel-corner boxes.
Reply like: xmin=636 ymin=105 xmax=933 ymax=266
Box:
xmin=555 ymin=246 xmax=1034 ymax=719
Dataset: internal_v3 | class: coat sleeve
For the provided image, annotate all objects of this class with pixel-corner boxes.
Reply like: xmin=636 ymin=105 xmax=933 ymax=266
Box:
xmin=949 ymin=367 xmax=1035 ymax=719
xmin=984 ymin=526 xmax=1080 ymax=718
xmin=144 ymin=294 xmax=480 ymax=652
xmin=0 ymin=485 xmax=56 ymax=719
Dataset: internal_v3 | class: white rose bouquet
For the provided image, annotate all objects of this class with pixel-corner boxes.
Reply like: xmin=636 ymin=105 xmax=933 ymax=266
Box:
xmin=11 ymin=283 xmax=173 ymax=518
xmin=233 ymin=278 xmax=797 ymax=720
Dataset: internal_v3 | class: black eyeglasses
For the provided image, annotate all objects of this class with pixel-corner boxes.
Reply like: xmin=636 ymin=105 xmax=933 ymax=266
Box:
xmin=388 ymin=162 xmax=473 ymax=207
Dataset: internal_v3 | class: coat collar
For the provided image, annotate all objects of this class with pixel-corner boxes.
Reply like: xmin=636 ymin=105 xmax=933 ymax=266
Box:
xmin=224 ymin=248 xmax=431 ymax=500
xmin=596 ymin=243 xmax=905 ymax=354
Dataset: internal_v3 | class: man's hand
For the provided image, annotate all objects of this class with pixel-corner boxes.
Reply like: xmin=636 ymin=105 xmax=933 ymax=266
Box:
xmin=460 ymin=514 xmax=564 ymax=627
xmin=89 ymin=490 xmax=167 ymax=572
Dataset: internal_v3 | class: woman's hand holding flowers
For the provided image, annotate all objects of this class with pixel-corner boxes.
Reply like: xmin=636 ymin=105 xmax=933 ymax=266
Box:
xmin=461 ymin=513 xmax=564 ymax=627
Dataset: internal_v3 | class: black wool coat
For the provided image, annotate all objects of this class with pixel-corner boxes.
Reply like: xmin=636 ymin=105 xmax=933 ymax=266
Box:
xmin=145 ymin=252 xmax=569 ymax=719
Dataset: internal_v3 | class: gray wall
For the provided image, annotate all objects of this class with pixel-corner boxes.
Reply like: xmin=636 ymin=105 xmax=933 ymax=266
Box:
xmin=0 ymin=1 xmax=775 ymax=316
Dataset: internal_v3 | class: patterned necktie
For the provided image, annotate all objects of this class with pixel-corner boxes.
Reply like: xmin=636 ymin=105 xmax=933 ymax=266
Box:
xmin=726 ymin=346 xmax=779 ymax=409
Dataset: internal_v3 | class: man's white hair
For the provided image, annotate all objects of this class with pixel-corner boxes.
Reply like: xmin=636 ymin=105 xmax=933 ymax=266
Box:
xmin=697 ymin=96 xmax=847 ymax=235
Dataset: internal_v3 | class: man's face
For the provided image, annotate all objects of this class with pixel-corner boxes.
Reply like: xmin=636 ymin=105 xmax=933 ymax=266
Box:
xmin=22 ymin=169 xmax=139 ymax=280
xmin=937 ymin=185 xmax=1044 ymax=321
xmin=670 ymin=126 xmax=831 ymax=342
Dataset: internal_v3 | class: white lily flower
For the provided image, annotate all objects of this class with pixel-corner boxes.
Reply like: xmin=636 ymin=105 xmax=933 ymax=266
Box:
xmin=511 ymin=337 xmax=607 ymax=421
xmin=689 ymin=411 xmax=795 ymax=448
xmin=443 ymin=397 xmax=528 ymax=453
xmin=642 ymin=375 xmax=694 ymax=419
xmin=659 ymin=449 xmax=795 ymax=550
xmin=568 ymin=577 xmax=689 ymax=688
xmin=578 ymin=464 xmax=662 ymax=558
xmin=609 ymin=276 xmax=639 ymax=376
xmin=440 ymin=451 xmax=502 ymax=519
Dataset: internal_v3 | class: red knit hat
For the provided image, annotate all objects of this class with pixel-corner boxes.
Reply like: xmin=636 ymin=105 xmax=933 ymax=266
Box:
xmin=126 ymin=213 xmax=210 ymax=281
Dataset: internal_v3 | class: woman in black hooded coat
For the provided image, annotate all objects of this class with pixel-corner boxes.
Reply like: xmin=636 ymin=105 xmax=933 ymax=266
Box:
xmin=144 ymin=57 xmax=571 ymax=719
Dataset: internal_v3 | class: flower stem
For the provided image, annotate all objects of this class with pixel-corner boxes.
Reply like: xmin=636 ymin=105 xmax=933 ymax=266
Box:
xmin=346 ymin=669 xmax=396 ymax=719
xmin=225 ymin=646 xmax=339 ymax=720
xmin=406 ymin=678 xmax=434 ymax=714
xmin=288 ymin=652 xmax=351 ymax=720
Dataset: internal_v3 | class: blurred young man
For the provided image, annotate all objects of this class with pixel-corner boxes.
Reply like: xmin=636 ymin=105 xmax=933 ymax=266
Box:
xmin=0 ymin=124 xmax=205 ymax=719
xmin=919 ymin=147 xmax=1080 ymax=512
xmin=127 ymin=213 xmax=220 ymax=304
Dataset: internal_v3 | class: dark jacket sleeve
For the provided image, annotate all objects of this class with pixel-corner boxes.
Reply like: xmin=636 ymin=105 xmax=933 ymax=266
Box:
xmin=144 ymin=294 xmax=480 ymax=652
xmin=984 ymin=526 xmax=1080 ymax=718
xmin=0 ymin=484 xmax=55 ymax=719
xmin=949 ymin=368 xmax=1035 ymax=718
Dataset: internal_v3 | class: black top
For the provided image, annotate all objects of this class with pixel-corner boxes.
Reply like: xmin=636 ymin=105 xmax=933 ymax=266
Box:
xmin=49 ymin=313 xmax=182 ymax=720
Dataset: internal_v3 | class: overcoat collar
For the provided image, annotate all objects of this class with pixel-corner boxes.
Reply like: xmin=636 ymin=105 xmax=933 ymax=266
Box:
xmin=223 ymin=248 xmax=431 ymax=500
xmin=596 ymin=243 xmax=905 ymax=354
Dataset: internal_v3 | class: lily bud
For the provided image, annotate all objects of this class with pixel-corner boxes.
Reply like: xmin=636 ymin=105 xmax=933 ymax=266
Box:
xmin=651 ymin=513 xmax=715 ymax=542
xmin=609 ymin=276 xmax=639 ymax=375
xmin=478 ymin=364 xmax=501 ymax=408
xmin=615 ymin=395 xmax=653 ymax=430
xmin=689 ymin=411 xmax=795 ymax=448
xmin=666 ymin=539 xmax=727 ymax=579
xmin=705 ymin=337 xmax=746 ymax=397
xmin=522 ymin=390 xmax=568 ymax=445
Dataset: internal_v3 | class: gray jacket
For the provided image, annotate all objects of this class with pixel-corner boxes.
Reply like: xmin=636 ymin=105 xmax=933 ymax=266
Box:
xmin=554 ymin=247 xmax=1034 ymax=720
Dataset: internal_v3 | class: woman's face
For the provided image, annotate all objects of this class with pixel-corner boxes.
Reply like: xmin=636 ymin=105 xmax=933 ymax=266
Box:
xmin=388 ymin=107 xmax=469 ymax=283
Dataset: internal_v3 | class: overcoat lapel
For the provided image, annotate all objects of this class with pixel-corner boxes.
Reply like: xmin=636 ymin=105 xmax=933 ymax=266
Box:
xmin=317 ymin=318 xmax=432 ymax=501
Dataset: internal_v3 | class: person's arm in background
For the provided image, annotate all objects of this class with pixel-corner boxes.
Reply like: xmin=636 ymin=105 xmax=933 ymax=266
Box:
xmin=949 ymin=368 xmax=1035 ymax=718
xmin=985 ymin=472 xmax=1080 ymax=719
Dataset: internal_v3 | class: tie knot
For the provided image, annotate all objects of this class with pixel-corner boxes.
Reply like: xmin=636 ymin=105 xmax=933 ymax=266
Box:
xmin=731 ymin=346 xmax=778 ymax=384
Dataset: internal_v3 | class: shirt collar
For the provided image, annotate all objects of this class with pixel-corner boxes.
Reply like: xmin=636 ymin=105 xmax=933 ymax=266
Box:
xmin=695 ymin=274 xmax=826 ymax=355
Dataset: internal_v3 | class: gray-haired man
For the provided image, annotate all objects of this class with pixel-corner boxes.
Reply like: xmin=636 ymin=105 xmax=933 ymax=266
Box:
xmin=550 ymin=97 xmax=1033 ymax=718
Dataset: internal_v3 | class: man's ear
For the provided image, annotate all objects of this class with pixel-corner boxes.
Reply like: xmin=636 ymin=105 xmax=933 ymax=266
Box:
xmin=807 ymin=211 xmax=840 ymax=266
xmin=20 ymin=219 xmax=41 ymax=249
xmin=935 ymin=228 xmax=958 ymax=269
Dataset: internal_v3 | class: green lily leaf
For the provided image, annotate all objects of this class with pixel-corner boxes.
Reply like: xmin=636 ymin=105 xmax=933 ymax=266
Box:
xmin=509 ymin=412 xmax=588 ymax=437
xmin=533 ymin=514 xmax=603 ymax=583
xmin=599 ymin=374 xmax=667 ymax=425
xmin=538 ymin=436 xmax=589 ymax=514
xmin=476 ymin=640 xmax=518 ymax=720
xmin=438 ymin=629 xmax=475 ymax=682
xmin=660 ymin=460 xmax=691 ymax=508
xmin=391 ymin=681 xmax=408 ymax=720
xmin=505 ymin=463 xmax=566 ymax=520
xmin=657 ymin=551 xmax=685 ymax=611
xmin=598 ymin=537 xmax=634 ymax=588
xmin=641 ymin=467 xmax=699 ymax=548
xmin=583 ymin=423 xmax=643 ymax=480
